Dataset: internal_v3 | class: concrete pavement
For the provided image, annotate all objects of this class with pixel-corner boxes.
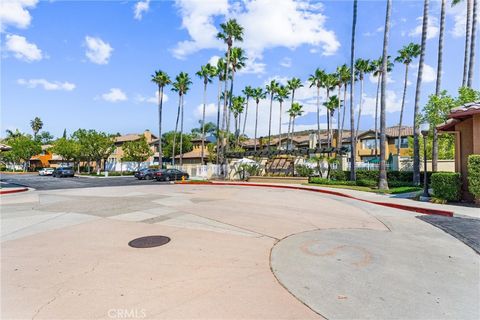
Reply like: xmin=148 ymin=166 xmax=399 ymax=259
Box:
xmin=1 ymin=184 xmax=479 ymax=319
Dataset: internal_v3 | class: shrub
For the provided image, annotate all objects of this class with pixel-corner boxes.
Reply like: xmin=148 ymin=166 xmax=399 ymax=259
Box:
xmin=296 ymin=165 xmax=314 ymax=177
xmin=356 ymin=179 xmax=377 ymax=187
xmin=468 ymin=155 xmax=480 ymax=202
xmin=329 ymin=170 xmax=346 ymax=181
xmin=431 ymin=172 xmax=461 ymax=201
xmin=309 ymin=177 xmax=356 ymax=186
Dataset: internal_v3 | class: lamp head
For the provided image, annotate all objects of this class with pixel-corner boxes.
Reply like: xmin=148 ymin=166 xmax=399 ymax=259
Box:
xmin=420 ymin=123 xmax=430 ymax=137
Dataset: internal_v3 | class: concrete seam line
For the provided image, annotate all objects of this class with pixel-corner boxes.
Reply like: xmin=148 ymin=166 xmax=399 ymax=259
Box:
xmin=175 ymin=182 xmax=454 ymax=217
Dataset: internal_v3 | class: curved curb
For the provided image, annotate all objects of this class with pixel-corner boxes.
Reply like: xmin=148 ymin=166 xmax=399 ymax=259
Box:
xmin=175 ymin=181 xmax=453 ymax=217
xmin=0 ymin=187 xmax=29 ymax=195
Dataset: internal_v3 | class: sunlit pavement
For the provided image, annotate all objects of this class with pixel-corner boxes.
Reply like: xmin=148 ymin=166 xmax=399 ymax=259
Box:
xmin=1 ymin=184 xmax=479 ymax=319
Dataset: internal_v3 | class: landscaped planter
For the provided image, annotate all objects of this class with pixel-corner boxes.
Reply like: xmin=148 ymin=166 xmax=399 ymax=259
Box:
xmin=247 ymin=176 xmax=309 ymax=184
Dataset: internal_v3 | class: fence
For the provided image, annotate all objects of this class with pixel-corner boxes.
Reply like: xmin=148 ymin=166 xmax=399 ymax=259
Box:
xmin=347 ymin=162 xmax=393 ymax=171
xmin=169 ymin=164 xmax=226 ymax=179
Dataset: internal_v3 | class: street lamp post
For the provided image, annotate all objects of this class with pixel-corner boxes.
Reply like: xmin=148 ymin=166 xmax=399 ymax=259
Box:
xmin=420 ymin=123 xmax=430 ymax=198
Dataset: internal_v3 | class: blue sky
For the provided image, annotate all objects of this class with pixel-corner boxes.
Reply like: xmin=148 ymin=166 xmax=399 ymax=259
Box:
xmin=1 ymin=0 xmax=478 ymax=139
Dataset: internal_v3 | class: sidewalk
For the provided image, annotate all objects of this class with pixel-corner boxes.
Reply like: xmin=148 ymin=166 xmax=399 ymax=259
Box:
xmin=206 ymin=181 xmax=479 ymax=219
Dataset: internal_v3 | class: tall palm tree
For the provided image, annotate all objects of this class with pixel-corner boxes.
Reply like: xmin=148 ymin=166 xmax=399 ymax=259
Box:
xmin=266 ymin=80 xmax=280 ymax=151
xmin=196 ymin=64 xmax=215 ymax=165
xmin=324 ymin=73 xmax=338 ymax=148
xmin=354 ymin=58 xmax=372 ymax=139
xmin=151 ymin=70 xmax=171 ymax=169
xmin=286 ymin=78 xmax=303 ymax=149
xmin=468 ymin=0 xmax=477 ymax=87
xmin=308 ymin=68 xmax=326 ymax=148
xmin=30 ymin=117 xmax=43 ymax=140
xmin=349 ymin=0 xmax=358 ymax=182
xmin=453 ymin=0 xmax=472 ymax=87
xmin=274 ymin=86 xmax=290 ymax=148
xmin=288 ymin=102 xmax=304 ymax=149
xmin=413 ymin=0 xmax=429 ymax=186
xmin=394 ymin=43 xmax=421 ymax=157
xmin=231 ymin=96 xmax=245 ymax=147
xmin=371 ymin=57 xmax=393 ymax=158
xmin=336 ymin=64 xmax=350 ymax=151
xmin=379 ymin=0 xmax=392 ymax=190
xmin=217 ymin=19 xmax=243 ymax=169
xmin=241 ymin=86 xmax=254 ymax=137
xmin=171 ymin=72 xmax=192 ymax=166
xmin=214 ymin=58 xmax=226 ymax=165
xmin=252 ymin=87 xmax=266 ymax=152
xmin=225 ymin=47 xmax=246 ymax=151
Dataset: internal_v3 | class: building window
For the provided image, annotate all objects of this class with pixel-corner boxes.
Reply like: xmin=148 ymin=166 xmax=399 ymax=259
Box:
xmin=361 ymin=138 xmax=379 ymax=149
xmin=393 ymin=137 xmax=409 ymax=148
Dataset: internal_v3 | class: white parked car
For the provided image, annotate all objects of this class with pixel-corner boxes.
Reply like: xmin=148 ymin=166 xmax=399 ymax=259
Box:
xmin=38 ymin=168 xmax=55 ymax=176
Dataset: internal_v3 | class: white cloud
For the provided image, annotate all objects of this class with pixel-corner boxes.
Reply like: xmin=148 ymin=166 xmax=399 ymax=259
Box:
xmin=194 ymin=103 xmax=217 ymax=118
xmin=17 ymin=78 xmax=75 ymax=91
xmin=361 ymin=90 xmax=402 ymax=117
xmin=363 ymin=25 xmax=383 ymax=37
xmin=0 ymin=0 xmax=38 ymax=32
xmin=422 ymin=63 xmax=437 ymax=83
xmin=133 ymin=0 xmax=150 ymax=20
xmin=84 ymin=36 xmax=113 ymax=65
xmin=280 ymin=57 xmax=292 ymax=68
xmin=4 ymin=34 xmax=43 ymax=62
xmin=172 ymin=0 xmax=340 ymax=73
xmin=101 ymin=88 xmax=127 ymax=102
xmin=409 ymin=15 xmax=439 ymax=40
xmin=208 ymin=55 xmax=220 ymax=66
xmin=135 ymin=90 xmax=169 ymax=104
xmin=369 ymin=73 xmax=395 ymax=85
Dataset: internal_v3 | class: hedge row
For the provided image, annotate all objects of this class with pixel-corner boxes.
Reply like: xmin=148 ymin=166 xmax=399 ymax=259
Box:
xmin=468 ymin=155 xmax=480 ymax=201
xmin=329 ymin=170 xmax=432 ymax=184
xmin=431 ymin=172 xmax=461 ymax=201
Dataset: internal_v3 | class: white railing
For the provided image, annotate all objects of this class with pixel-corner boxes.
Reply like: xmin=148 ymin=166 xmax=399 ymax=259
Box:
xmin=347 ymin=162 xmax=392 ymax=171
xmin=169 ymin=164 xmax=226 ymax=179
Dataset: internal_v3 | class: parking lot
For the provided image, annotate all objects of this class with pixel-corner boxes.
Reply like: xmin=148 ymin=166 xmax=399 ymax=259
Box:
xmin=0 ymin=173 xmax=168 ymax=190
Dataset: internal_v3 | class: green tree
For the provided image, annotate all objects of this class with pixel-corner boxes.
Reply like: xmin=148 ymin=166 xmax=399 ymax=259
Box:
xmin=171 ymin=72 xmax=192 ymax=166
xmin=30 ymin=117 xmax=43 ymax=140
xmin=214 ymin=58 xmax=227 ymax=165
xmin=51 ymin=137 xmax=80 ymax=168
xmin=288 ymin=102 xmax=304 ymax=149
xmin=7 ymin=134 xmax=41 ymax=171
xmin=379 ymin=0 xmax=393 ymax=190
xmin=252 ymin=87 xmax=266 ymax=152
xmin=324 ymin=94 xmax=340 ymax=145
xmin=231 ymin=95 xmax=245 ymax=147
xmin=35 ymin=131 xmax=54 ymax=145
xmin=349 ymin=0 xmax=359 ymax=181
xmin=286 ymin=78 xmax=303 ymax=149
xmin=412 ymin=0 xmax=430 ymax=186
xmin=241 ymin=85 xmax=255 ymax=137
xmin=395 ymin=43 xmax=421 ymax=157
xmin=422 ymin=91 xmax=456 ymax=131
xmin=308 ymin=68 xmax=326 ymax=148
xmin=161 ymin=131 xmax=193 ymax=159
xmin=336 ymin=64 xmax=351 ymax=151
xmin=72 ymin=129 xmax=115 ymax=173
xmin=121 ymin=136 xmax=154 ymax=170
xmin=151 ymin=70 xmax=171 ymax=169
xmin=456 ymin=86 xmax=480 ymax=104
xmin=265 ymin=80 xmax=280 ymax=151
xmin=196 ymin=63 xmax=215 ymax=164
xmin=226 ymin=47 xmax=246 ymax=151
xmin=354 ymin=58 xmax=373 ymax=139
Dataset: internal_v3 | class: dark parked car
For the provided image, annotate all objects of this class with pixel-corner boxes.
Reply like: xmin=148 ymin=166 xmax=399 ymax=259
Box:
xmin=155 ymin=169 xmax=189 ymax=182
xmin=52 ymin=167 xmax=75 ymax=178
xmin=134 ymin=168 xmax=157 ymax=180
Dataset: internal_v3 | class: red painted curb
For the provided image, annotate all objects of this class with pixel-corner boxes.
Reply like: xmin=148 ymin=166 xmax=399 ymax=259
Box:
xmin=0 ymin=188 xmax=29 ymax=195
xmin=176 ymin=181 xmax=453 ymax=217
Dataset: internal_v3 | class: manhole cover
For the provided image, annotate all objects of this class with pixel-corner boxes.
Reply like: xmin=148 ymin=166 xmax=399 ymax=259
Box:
xmin=128 ymin=236 xmax=170 ymax=248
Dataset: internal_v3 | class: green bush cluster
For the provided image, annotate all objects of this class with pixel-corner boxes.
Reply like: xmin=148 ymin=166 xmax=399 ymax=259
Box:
xmin=467 ymin=155 xmax=480 ymax=201
xmin=296 ymin=165 xmax=314 ymax=177
xmin=309 ymin=177 xmax=356 ymax=186
xmin=330 ymin=170 xmax=431 ymax=185
xmin=431 ymin=172 xmax=461 ymax=202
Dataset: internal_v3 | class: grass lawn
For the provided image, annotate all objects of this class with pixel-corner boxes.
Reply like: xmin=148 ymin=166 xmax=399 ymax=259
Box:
xmin=306 ymin=183 xmax=422 ymax=194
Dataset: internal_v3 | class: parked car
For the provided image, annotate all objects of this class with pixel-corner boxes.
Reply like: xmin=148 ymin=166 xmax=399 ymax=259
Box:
xmin=155 ymin=169 xmax=189 ymax=182
xmin=38 ymin=168 xmax=55 ymax=176
xmin=134 ymin=168 xmax=157 ymax=180
xmin=52 ymin=167 xmax=75 ymax=178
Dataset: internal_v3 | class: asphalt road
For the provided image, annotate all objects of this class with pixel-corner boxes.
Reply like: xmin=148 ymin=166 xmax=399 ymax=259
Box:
xmin=0 ymin=173 xmax=169 ymax=190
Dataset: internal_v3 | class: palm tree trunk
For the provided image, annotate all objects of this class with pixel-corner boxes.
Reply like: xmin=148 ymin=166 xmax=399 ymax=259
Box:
xmin=158 ymin=85 xmax=164 ymax=169
xmin=254 ymin=101 xmax=259 ymax=152
xmin=379 ymin=0 xmax=392 ymax=190
xmin=337 ymin=85 xmax=342 ymax=151
xmin=316 ymin=86 xmax=321 ymax=148
xmin=201 ymin=81 xmax=207 ymax=165
xmin=172 ymin=94 xmax=181 ymax=166
xmin=413 ymin=0 xmax=429 ymax=186
xmin=433 ymin=0 xmax=446 ymax=172
xmin=216 ymin=79 xmax=222 ymax=166
xmin=463 ymin=0 xmax=472 ymax=87
xmin=278 ymin=101 xmax=283 ymax=148
xmin=180 ymin=95 xmax=184 ymax=166
xmin=355 ymin=76 xmax=364 ymax=139
xmin=267 ymin=93 xmax=274 ymax=151
xmin=340 ymin=84 xmax=347 ymax=149
xmin=225 ymin=72 xmax=235 ymax=155
xmin=468 ymin=0 xmax=477 ymax=87
xmin=287 ymin=116 xmax=292 ymax=150
xmin=398 ymin=63 xmax=409 ymax=156
xmin=289 ymin=90 xmax=296 ymax=150
xmin=374 ymin=74 xmax=381 ymax=158
xmin=349 ymin=0 xmax=358 ymax=182
xmin=221 ymin=46 xmax=232 ymax=172
xmin=326 ymin=89 xmax=330 ymax=148
xmin=242 ymin=97 xmax=249 ymax=137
